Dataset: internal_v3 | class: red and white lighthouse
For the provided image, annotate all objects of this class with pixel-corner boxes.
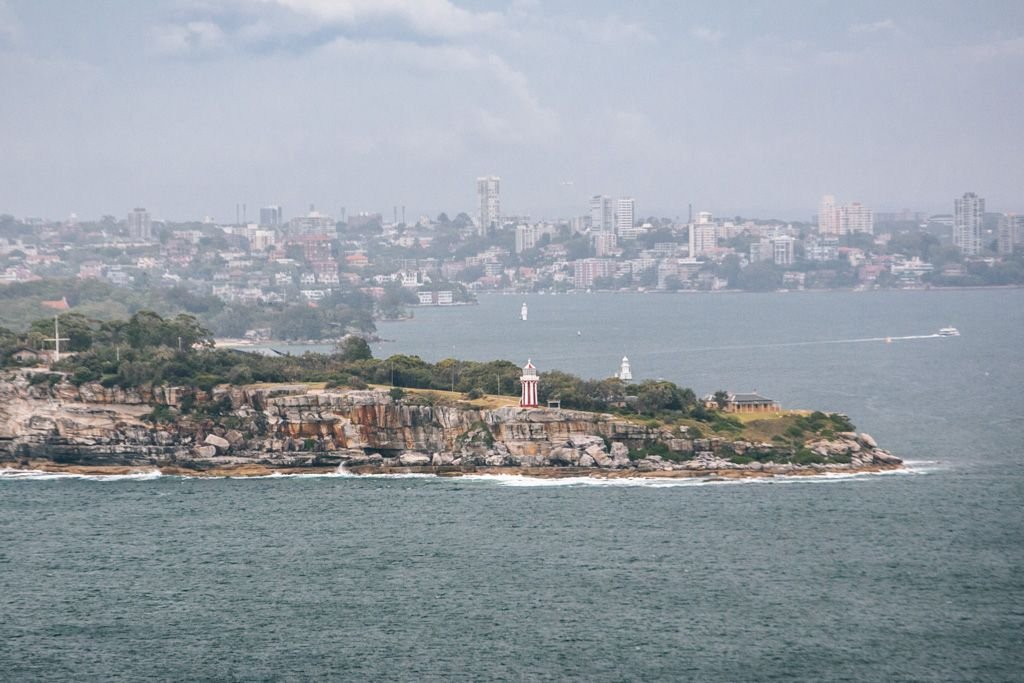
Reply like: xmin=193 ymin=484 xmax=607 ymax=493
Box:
xmin=519 ymin=359 xmax=539 ymax=408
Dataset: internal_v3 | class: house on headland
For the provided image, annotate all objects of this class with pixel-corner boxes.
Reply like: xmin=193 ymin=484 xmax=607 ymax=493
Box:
xmin=705 ymin=391 xmax=781 ymax=413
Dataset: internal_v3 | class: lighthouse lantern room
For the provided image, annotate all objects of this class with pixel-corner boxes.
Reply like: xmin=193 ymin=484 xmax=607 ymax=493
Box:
xmin=519 ymin=359 xmax=539 ymax=408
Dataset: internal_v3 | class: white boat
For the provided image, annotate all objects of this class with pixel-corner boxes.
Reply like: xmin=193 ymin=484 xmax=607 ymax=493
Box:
xmin=938 ymin=327 xmax=960 ymax=337
xmin=520 ymin=302 xmax=528 ymax=321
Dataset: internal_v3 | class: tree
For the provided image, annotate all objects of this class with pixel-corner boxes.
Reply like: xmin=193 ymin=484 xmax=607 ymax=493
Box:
xmin=336 ymin=336 xmax=372 ymax=362
xmin=30 ymin=313 xmax=95 ymax=352
xmin=736 ymin=262 xmax=782 ymax=291
xmin=713 ymin=390 xmax=729 ymax=409
xmin=635 ymin=380 xmax=692 ymax=414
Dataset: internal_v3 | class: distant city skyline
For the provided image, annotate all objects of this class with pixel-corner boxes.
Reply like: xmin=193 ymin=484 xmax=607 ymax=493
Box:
xmin=1 ymin=1 xmax=1022 ymax=220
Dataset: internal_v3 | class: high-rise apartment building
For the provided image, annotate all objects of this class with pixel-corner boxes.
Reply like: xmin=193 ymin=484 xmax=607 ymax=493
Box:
xmin=820 ymin=195 xmax=873 ymax=235
xmin=590 ymin=195 xmax=613 ymax=233
xmin=477 ymin=176 xmax=501 ymax=234
xmin=616 ymin=197 xmax=635 ymax=235
xmin=819 ymin=195 xmax=839 ymax=235
xmin=127 ymin=207 xmax=151 ymax=241
xmin=839 ymin=202 xmax=874 ymax=235
xmin=289 ymin=210 xmax=335 ymax=236
xmin=954 ymin=192 xmax=984 ymax=256
xmin=688 ymin=222 xmax=717 ymax=257
xmin=260 ymin=205 xmax=283 ymax=227
xmin=997 ymin=213 xmax=1021 ymax=255
xmin=515 ymin=223 xmax=539 ymax=253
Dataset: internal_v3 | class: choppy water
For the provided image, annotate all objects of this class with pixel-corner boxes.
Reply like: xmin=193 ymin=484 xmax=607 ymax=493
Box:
xmin=3 ymin=289 xmax=1023 ymax=681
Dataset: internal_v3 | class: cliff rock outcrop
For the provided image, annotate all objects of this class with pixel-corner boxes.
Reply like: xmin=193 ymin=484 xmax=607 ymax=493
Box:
xmin=0 ymin=373 xmax=902 ymax=476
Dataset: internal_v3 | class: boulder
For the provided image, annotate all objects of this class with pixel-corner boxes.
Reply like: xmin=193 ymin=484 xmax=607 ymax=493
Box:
xmin=431 ymin=452 xmax=453 ymax=466
xmin=193 ymin=445 xmax=217 ymax=459
xmin=548 ymin=446 xmax=578 ymax=466
xmin=204 ymin=434 xmax=231 ymax=452
xmin=872 ymin=450 xmax=902 ymax=465
xmin=398 ymin=452 xmax=431 ymax=466
xmin=859 ymin=433 xmax=878 ymax=449
xmin=224 ymin=429 xmax=245 ymax=446
xmin=578 ymin=453 xmax=596 ymax=468
xmin=569 ymin=434 xmax=605 ymax=449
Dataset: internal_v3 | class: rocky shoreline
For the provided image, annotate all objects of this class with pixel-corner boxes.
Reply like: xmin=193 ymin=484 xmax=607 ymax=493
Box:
xmin=0 ymin=372 xmax=902 ymax=479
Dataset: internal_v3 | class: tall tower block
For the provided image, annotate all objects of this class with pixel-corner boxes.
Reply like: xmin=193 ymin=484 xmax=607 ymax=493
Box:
xmin=520 ymin=359 xmax=539 ymax=408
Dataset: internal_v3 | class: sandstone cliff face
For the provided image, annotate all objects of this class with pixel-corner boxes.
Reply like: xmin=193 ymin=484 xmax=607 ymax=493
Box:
xmin=0 ymin=373 xmax=901 ymax=474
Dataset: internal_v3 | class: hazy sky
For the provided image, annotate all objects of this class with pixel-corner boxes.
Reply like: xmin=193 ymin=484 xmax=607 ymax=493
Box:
xmin=1 ymin=0 xmax=1022 ymax=222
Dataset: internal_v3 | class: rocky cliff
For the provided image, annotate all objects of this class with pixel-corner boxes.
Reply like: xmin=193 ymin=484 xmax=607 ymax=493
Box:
xmin=0 ymin=372 xmax=902 ymax=477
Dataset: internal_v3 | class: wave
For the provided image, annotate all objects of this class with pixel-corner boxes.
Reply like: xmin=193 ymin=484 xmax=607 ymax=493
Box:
xmin=0 ymin=462 xmax=938 ymax=485
xmin=453 ymin=466 xmax=933 ymax=488
xmin=0 ymin=467 xmax=163 ymax=482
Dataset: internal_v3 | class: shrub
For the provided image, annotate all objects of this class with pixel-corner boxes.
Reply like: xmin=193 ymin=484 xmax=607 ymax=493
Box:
xmin=792 ymin=448 xmax=825 ymax=465
xmin=71 ymin=367 xmax=101 ymax=385
xmin=143 ymin=404 xmax=176 ymax=424
xmin=389 ymin=387 xmax=405 ymax=401
xmin=465 ymin=387 xmax=484 ymax=400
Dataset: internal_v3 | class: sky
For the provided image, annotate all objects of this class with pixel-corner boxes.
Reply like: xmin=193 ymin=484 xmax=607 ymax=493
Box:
xmin=1 ymin=0 xmax=1022 ymax=223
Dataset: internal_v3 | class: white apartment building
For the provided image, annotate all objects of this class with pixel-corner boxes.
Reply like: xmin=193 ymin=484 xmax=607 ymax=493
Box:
xmin=477 ymin=176 xmax=501 ymax=234
xmin=515 ymin=224 xmax=539 ymax=253
xmin=997 ymin=214 xmax=1022 ymax=255
xmin=616 ymin=197 xmax=635 ymax=235
xmin=772 ymin=236 xmax=795 ymax=266
xmin=839 ymin=202 xmax=874 ymax=235
xmin=289 ymin=210 xmax=335 ymax=236
xmin=954 ymin=192 xmax=984 ymax=256
xmin=590 ymin=195 xmax=613 ymax=232
xmin=689 ymin=222 xmax=717 ymax=257
xmin=127 ymin=208 xmax=152 ymax=241
xmin=819 ymin=195 xmax=839 ymax=236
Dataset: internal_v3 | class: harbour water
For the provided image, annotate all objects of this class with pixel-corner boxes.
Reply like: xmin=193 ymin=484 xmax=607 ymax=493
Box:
xmin=3 ymin=289 xmax=1023 ymax=681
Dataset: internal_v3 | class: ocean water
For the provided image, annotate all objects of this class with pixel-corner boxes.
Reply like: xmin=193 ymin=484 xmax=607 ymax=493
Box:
xmin=3 ymin=289 xmax=1023 ymax=681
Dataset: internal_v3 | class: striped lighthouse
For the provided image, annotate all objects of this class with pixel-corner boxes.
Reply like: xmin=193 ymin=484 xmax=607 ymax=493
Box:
xmin=520 ymin=359 xmax=539 ymax=408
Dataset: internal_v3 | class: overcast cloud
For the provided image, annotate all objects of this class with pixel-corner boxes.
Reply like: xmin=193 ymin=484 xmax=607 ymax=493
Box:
xmin=1 ymin=0 xmax=1022 ymax=222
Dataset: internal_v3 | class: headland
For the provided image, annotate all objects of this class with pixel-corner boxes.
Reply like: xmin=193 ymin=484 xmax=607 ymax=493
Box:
xmin=0 ymin=372 xmax=902 ymax=479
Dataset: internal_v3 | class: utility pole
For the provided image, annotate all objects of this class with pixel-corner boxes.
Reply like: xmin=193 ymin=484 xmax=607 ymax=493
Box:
xmin=44 ymin=316 xmax=70 ymax=364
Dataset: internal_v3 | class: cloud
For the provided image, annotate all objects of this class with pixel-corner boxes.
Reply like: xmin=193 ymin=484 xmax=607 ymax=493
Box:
xmin=577 ymin=15 xmax=656 ymax=45
xmin=690 ymin=25 xmax=723 ymax=44
xmin=251 ymin=0 xmax=502 ymax=39
xmin=958 ymin=35 xmax=1024 ymax=62
xmin=152 ymin=21 xmax=227 ymax=55
xmin=311 ymin=37 xmax=557 ymax=145
xmin=152 ymin=0 xmax=505 ymax=58
xmin=0 ymin=0 xmax=20 ymax=47
xmin=849 ymin=19 xmax=899 ymax=35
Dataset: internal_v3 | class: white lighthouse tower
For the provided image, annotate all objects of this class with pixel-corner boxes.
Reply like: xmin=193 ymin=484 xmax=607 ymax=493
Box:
xmin=618 ymin=356 xmax=632 ymax=382
xmin=519 ymin=359 xmax=539 ymax=407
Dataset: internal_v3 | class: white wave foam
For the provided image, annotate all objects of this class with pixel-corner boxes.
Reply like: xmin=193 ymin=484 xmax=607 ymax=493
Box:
xmin=451 ymin=467 xmax=924 ymax=487
xmin=0 ymin=467 xmax=162 ymax=482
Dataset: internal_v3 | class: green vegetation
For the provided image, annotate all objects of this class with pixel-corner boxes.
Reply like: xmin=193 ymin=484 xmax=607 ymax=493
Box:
xmin=2 ymin=312 xmax=860 ymax=460
xmin=0 ymin=278 xmax=376 ymax=339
